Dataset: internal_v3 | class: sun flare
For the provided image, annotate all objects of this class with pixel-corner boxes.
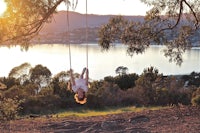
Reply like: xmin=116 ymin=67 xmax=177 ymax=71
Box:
xmin=0 ymin=0 xmax=7 ymax=16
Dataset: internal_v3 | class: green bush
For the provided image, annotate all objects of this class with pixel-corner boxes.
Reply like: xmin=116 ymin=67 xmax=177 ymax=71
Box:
xmin=189 ymin=88 xmax=200 ymax=106
xmin=154 ymin=88 xmax=169 ymax=106
xmin=96 ymin=83 xmax=123 ymax=107
xmin=114 ymin=74 xmax=138 ymax=90
xmin=86 ymin=94 xmax=104 ymax=109
xmin=191 ymin=95 xmax=200 ymax=106
xmin=39 ymin=87 xmax=54 ymax=96
xmin=3 ymin=85 xmax=27 ymax=100
xmin=0 ymin=98 xmax=22 ymax=121
xmin=120 ymin=89 xmax=139 ymax=106
xmin=21 ymin=94 xmax=61 ymax=114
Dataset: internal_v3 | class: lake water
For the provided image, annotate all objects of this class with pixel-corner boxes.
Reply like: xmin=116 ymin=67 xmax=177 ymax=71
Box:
xmin=1 ymin=44 xmax=200 ymax=80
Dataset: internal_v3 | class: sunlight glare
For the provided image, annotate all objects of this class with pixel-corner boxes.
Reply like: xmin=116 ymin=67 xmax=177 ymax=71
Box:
xmin=0 ymin=0 xmax=7 ymax=16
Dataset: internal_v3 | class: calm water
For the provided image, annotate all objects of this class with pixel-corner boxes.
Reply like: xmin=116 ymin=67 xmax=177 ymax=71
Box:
xmin=1 ymin=44 xmax=200 ymax=80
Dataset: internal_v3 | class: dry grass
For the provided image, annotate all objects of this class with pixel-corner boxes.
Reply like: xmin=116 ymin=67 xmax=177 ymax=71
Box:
xmin=53 ymin=106 xmax=167 ymax=118
xmin=1 ymin=106 xmax=199 ymax=133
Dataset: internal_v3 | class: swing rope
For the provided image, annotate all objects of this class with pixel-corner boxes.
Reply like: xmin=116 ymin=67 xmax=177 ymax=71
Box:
xmin=86 ymin=0 xmax=88 ymax=69
xmin=66 ymin=0 xmax=88 ymax=70
xmin=66 ymin=2 xmax=72 ymax=70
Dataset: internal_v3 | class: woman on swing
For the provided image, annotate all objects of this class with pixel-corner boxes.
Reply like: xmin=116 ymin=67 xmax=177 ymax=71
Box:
xmin=70 ymin=67 xmax=89 ymax=104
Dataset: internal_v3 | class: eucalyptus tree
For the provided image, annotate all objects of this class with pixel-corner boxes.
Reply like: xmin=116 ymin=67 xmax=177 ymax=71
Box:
xmin=135 ymin=66 xmax=163 ymax=105
xmin=99 ymin=0 xmax=200 ymax=65
xmin=8 ymin=63 xmax=32 ymax=84
xmin=29 ymin=64 xmax=52 ymax=93
xmin=0 ymin=0 xmax=78 ymax=48
xmin=115 ymin=66 xmax=128 ymax=76
xmin=51 ymin=71 xmax=70 ymax=95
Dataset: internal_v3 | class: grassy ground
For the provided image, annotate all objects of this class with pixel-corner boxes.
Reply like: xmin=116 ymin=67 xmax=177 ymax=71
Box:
xmin=53 ymin=106 xmax=167 ymax=118
xmin=1 ymin=105 xmax=199 ymax=132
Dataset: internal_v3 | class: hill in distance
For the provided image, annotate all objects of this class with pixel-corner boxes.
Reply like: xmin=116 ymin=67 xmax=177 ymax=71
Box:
xmin=35 ymin=11 xmax=200 ymax=45
xmin=32 ymin=11 xmax=144 ymax=44
xmin=40 ymin=11 xmax=144 ymax=33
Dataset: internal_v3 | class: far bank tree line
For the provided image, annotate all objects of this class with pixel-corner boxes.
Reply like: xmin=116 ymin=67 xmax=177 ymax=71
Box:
xmin=0 ymin=62 xmax=200 ymax=121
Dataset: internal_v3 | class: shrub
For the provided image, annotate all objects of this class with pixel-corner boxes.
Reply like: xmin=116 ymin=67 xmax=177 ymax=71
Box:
xmin=114 ymin=74 xmax=138 ymax=90
xmin=21 ymin=94 xmax=61 ymax=114
xmin=0 ymin=98 xmax=22 ymax=121
xmin=120 ymin=88 xmax=139 ymax=106
xmin=86 ymin=94 xmax=104 ymax=109
xmin=39 ymin=87 xmax=54 ymax=96
xmin=191 ymin=88 xmax=200 ymax=106
xmin=191 ymin=95 xmax=200 ymax=106
xmin=94 ymin=82 xmax=123 ymax=107
xmin=3 ymin=85 xmax=25 ymax=99
xmin=168 ymin=89 xmax=192 ymax=105
xmin=154 ymin=88 xmax=169 ymax=106
xmin=127 ymin=86 xmax=150 ymax=106
xmin=87 ymin=85 xmax=139 ymax=108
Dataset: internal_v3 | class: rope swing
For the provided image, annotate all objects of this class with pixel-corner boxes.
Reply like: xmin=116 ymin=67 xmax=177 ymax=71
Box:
xmin=66 ymin=0 xmax=90 ymax=104
xmin=67 ymin=11 xmax=72 ymax=69
xmin=85 ymin=0 xmax=88 ymax=69
xmin=66 ymin=0 xmax=89 ymax=70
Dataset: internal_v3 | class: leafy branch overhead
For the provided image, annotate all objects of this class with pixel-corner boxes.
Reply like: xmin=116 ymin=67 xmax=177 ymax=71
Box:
xmin=99 ymin=0 xmax=200 ymax=65
xmin=0 ymin=0 xmax=78 ymax=48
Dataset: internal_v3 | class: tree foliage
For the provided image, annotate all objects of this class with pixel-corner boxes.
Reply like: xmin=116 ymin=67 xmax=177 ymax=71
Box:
xmin=115 ymin=66 xmax=128 ymax=75
xmin=99 ymin=0 xmax=200 ymax=65
xmin=0 ymin=63 xmax=200 ymax=119
xmin=191 ymin=88 xmax=200 ymax=106
xmin=0 ymin=97 xmax=22 ymax=121
xmin=29 ymin=64 xmax=52 ymax=93
xmin=135 ymin=66 xmax=162 ymax=105
xmin=8 ymin=62 xmax=31 ymax=79
xmin=0 ymin=0 xmax=78 ymax=48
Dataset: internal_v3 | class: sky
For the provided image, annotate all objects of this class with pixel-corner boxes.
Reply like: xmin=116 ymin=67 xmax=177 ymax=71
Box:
xmin=0 ymin=0 xmax=7 ymax=16
xmin=57 ymin=0 xmax=151 ymax=16
xmin=0 ymin=0 xmax=150 ymax=16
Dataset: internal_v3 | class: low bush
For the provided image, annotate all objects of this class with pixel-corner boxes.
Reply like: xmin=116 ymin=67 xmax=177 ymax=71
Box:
xmin=0 ymin=98 xmax=22 ymax=121
xmin=191 ymin=95 xmax=200 ymax=106
xmin=191 ymin=88 xmax=200 ymax=106
xmin=21 ymin=94 xmax=61 ymax=114
xmin=86 ymin=94 xmax=104 ymax=109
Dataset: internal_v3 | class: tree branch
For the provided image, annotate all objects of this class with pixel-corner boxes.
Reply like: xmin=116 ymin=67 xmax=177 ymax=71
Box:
xmin=183 ymin=0 xmax=199 ymax=28
xmin=2 ymin=0 xmax=65 ymax=44
xmin=155 ymin=0 xmax=183 ymax=34
xmin=155 ymin=0 xmax=199 ymax=35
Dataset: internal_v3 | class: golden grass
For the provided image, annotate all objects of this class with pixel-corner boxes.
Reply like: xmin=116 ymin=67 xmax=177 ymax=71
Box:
xmin=54 ymin=106 xmax=167 ymax=118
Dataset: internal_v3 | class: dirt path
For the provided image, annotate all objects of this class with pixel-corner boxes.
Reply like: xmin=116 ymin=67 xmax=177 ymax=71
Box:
xmin=1 ymin=106 xmax=200 ymax=133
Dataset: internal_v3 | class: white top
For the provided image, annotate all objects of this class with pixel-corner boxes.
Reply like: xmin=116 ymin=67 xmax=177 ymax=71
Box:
xmin=72 ymin=78 xmax=88 ymax=93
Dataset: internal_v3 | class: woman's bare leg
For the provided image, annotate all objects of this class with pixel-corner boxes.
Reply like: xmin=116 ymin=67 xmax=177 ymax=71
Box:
xmin=80 ymin=67 xmax=86 ymax=79
xmin=70 ymin=69 xmax=75 ymax=86
xmin=85 ymin=68 xmax=89 ymax=85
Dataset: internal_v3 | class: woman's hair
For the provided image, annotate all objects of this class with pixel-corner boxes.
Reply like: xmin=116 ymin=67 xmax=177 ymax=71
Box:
xmin=74 ymin=92 xmax=87 ymax=104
